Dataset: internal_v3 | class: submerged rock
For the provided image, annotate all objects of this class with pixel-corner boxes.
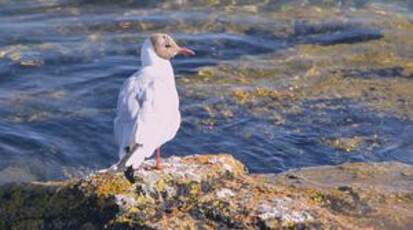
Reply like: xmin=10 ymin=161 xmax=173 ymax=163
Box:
xmin=1 ymin=154 xmax=412 ymax=229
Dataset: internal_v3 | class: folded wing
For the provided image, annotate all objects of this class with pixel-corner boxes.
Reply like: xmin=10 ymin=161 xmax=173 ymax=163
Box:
xmin=114 ymin=72 xmax=157 ymax=169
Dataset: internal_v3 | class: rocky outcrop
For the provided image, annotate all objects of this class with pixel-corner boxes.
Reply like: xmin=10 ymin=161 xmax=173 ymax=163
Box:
xmin=1 ymin=154 xmax=413 ymax=229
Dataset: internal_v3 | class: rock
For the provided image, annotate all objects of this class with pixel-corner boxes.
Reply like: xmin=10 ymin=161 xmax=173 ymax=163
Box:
xmin=257 ymin=197 xmax=315 ymax=228
xmin=216 ymin=188 xmax=235 ymax=199
xmin=1 ymin=154 xmax=412 ymax=229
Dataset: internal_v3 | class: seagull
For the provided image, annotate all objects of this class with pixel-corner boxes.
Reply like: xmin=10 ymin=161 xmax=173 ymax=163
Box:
xmin=112 ymin=33 xmax=194 ymax=176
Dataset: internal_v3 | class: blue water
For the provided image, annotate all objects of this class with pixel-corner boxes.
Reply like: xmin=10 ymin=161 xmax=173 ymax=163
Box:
xmin=0 ymin=0 xmax=412 ymax=183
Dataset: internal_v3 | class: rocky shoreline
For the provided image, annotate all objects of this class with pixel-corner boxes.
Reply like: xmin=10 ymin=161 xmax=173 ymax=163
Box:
xmin=1 ymin=154 xmax=412 ymax=229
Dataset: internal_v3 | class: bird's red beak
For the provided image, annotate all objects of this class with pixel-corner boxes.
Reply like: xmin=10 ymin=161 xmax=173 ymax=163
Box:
xmin=177 ymin=47 xmax=195 ymax=56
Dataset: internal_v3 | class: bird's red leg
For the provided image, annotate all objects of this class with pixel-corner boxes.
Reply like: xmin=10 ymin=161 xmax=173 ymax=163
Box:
xmin=155 ymin=147 xmax=162 ymax=170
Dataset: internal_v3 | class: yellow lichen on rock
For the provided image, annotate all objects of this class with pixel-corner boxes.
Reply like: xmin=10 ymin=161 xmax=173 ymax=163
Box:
xmin=1 ymin=155 xmax=413 ymax=229
xmin=87 ymin=172 xmax=132 ymax=198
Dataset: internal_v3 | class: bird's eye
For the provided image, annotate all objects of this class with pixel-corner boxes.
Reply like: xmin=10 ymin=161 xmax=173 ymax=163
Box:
xmin=165 ymin=43 xmax=171 ymax=48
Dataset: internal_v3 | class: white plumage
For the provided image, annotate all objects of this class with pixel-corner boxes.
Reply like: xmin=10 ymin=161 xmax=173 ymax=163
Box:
xmin=113 ymin=38 xmax=181 ymax=169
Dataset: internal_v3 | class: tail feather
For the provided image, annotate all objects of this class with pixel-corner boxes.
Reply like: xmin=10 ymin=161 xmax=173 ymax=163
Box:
xmin=114 ymin=144 xmax=139 ymax=171
xmin=125 ymin=146 xmax=151 ymax=169
xmin=114 ymin=143 xmax=154 ymax=170
xmin=116 ymin=149 xmax=134 ymax=171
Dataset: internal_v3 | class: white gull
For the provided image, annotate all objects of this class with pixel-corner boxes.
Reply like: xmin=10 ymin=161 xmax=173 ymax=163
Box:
xmin=112 ymin=33 xmax=194 ymax=173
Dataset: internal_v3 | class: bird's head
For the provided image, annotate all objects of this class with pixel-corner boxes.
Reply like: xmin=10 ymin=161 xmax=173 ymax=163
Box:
xmin=140 ymin=33 xmax=195 ymax=66
xmin=149 ymin=33 xmax=195 ymax=60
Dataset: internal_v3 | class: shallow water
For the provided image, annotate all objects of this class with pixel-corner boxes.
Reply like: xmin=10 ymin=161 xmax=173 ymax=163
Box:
xmin=0 ymin=0 xmax=412 ymax=183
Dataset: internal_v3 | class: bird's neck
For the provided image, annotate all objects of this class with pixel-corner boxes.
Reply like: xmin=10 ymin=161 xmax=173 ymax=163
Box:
xmin=140 ymin=39 xmax=173 ymax=72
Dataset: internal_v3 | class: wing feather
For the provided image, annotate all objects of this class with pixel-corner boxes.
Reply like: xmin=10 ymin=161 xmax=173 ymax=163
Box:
xmin=114 ymin=73 xmax=149 ymax=156
xmin=113 ymin=69 xmax=160 ymax=168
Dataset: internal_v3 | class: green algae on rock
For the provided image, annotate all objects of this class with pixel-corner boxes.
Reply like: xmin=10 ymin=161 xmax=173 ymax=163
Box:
xmin=1 ymin=154 xmax=413 ymax=229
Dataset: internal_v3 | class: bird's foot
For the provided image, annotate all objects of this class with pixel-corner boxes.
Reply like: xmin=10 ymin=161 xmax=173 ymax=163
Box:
xmin=124 ymin=166 xmax=136 ymax=183
xmin=154 ymin=164 xmax=162 ymax=171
